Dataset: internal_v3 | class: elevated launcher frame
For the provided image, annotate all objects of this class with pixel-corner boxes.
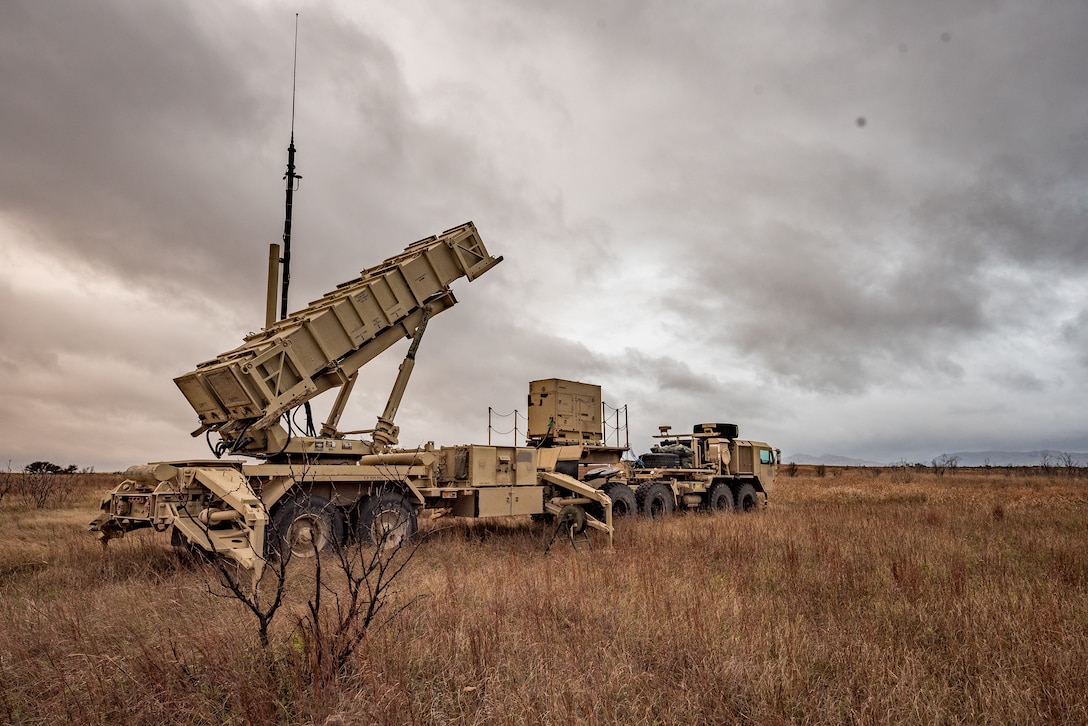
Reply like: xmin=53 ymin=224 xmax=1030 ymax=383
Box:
xmin=175 ymin=221 xmax=501 ymax=459
xmin=90 ymin=224 xmax=620 ymax=578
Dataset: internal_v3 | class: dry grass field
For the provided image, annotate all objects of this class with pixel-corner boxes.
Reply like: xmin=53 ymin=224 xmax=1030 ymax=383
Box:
xmin=0 ymin=468 xmax=1086 ymax=724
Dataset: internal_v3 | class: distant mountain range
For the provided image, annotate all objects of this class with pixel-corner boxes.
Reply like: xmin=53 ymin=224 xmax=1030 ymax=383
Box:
xmin=785 ymin=453 xmax=885 ymax=467
xmin=784 ymin=450 xmax=1088 ymax=467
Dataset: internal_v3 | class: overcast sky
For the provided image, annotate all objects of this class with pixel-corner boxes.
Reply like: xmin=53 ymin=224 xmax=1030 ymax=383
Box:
xmin=2 ymin=0 xmax=1086 ymax=471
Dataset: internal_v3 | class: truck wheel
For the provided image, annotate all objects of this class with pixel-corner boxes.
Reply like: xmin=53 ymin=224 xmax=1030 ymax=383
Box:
xmin=271 ymin=494 xmax=345 ymax=559
xmin=735 ymin=483 xmax=759 ymax=513
xmin=706 ymin=482 xmax=734 ymax=512
xmin=357 ymin=491 xmax=418 ymax=548
xmin=636 ymin=481 xmax=674 ymax=520
xmin=603 ymin=481 xmax=637 ymax=518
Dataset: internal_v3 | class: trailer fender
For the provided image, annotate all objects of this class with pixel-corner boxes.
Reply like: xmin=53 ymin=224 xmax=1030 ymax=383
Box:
xmin=175 ymin=467 xmax=269 ymax=582
xmin=260 ymin=476 xmax=295 ymax=513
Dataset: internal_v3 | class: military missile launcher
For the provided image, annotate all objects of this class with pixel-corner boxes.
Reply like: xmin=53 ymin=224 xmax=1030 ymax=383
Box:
xmin=90 ymin=223 xmax=779 ymax=580
xmin=90 ymin=223 xmax=615 ymax=578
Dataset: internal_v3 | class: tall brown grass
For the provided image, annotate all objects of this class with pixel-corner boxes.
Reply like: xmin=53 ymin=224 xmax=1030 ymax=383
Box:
xmin=0 ymin=469 xmax=1085 ymax=724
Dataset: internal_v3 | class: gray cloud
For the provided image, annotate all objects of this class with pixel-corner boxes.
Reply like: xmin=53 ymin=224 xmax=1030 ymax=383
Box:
xmin=1064 ymin=309 xmax=1088 ymax=368
xmin=2 ymin=0 xmax=1087 ymax=469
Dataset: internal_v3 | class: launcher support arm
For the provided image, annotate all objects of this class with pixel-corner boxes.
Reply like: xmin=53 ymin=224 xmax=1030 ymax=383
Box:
xmin=370 ymin=303 xmax=434 ymax=449
xmin=319 ymin=372 xmax=358 ymax=438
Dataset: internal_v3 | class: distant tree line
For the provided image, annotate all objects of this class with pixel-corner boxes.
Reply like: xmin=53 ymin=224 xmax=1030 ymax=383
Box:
xmin=784 ymin=452 xmax=1084 ymax=480
xmin=24 ymin=461 xmax=80 ymax=475
xmin=0 ymin=460 xmax=91 ymax=508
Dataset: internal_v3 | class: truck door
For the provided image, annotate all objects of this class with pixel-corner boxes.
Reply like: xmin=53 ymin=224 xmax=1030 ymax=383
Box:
xmin=757 ymin=447 xmax=776 ymax=488
xmin=735 ymin=444 xmax=754 ymax=474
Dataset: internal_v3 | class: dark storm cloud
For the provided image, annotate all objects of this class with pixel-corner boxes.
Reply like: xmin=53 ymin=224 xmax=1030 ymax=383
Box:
xmin=0 ymin=1 xmax=522 ymax=310
xmin=0 ymin=2 xmax=278 ymax=291
xmin=679 ymin=141 xmax=1088 ymax=393
xmin=1064 ymin=310 xmax=1088 ymax=368
xmin=915 ymin=152 xmax=1088 ymax=271
xmin=691 ymin=225 xmax=980 ymax=392
xmin=539 ymin=0 xmax=1088 ymax=398
xmin=2 ymin=0 xmax=1086 ymax=468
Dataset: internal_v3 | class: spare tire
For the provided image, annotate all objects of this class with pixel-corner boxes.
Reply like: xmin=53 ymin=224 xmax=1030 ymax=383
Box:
xmin=640 ymin=452 xmax=680 ymax=469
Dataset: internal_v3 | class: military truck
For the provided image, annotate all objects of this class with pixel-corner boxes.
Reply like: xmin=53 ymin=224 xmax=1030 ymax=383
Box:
xmin=629 ymin=423 xmax=778 ymax=516
xmin=524 ymin=378 xmax=779 ymax=519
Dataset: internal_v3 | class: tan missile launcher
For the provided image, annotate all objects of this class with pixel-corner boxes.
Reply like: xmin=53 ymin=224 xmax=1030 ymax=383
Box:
xmin=90 ymin=224 xmax=616 ymax=580
xmin=175 ymin=222 xmax=500 ymax=457
xmin=90 ymin=218 xmax=779 ymax=580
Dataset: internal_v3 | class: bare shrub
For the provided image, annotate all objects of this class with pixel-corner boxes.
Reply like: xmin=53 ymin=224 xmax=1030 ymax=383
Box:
xmin=206 ymin=535 xmax=292 ymax=649
xmin=932 ymin=454 xmax=959 ymax=478
xmin=0 ymin=463 xmax=13 ymax=504
xmin=195 ymin=477 xmax=425 ymax=698
xmin=15 ymin=462 xmax=77 ymax=508
xmin=1057 ymin=452 xmax=1083 ymax=479
xmin=299 ymin=509 xmax=426 ymax=687
xmin=1040 ymin=451 xmax=1055 ymax=476
xmin=889 ymin=462 xmax=914 ymax=484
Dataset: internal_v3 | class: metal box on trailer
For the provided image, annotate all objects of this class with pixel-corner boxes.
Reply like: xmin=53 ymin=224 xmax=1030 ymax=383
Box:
xmin=527 ymin=378 xmax=602 ymax=444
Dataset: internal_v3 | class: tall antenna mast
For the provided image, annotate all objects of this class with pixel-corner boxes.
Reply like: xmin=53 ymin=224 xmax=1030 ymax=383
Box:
xmin=279 ymin=13 xmax=302 ymax=321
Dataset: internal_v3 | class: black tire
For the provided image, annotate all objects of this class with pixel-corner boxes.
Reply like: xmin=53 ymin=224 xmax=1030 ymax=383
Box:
xmin=603 ymin=481 xmax=637 ymax=518
xmin=735 ymin=483 xmax=760 ymax=513
xmin=706 ymin=482 xmax=734 ymax=512
xmin=270 ymin=493 xmax=345 ymax=559
xmin=636 ymin=481 xmax=674 ymax=520
xmin=641 ymin=453 xmax=680 ymax=469
xmin=556 ymin=504 xmax=587 ymax=535
xmin=357 ymin=491 xmax=418 ymax=547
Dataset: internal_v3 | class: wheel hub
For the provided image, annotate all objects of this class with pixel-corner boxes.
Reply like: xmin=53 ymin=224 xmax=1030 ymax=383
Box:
xmin=289 ymin=516 xmax=326 ymax=556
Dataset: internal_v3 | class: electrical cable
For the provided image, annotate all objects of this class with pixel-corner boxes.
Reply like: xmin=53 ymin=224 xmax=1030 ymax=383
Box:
xmin=272 ymin=413 xmax=293 ymax=457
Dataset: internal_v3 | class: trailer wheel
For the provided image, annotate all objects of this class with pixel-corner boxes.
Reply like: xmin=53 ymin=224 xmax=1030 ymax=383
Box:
xmin=706 ymin=482 xmax=734 ymax=512
xmin=604 ymin=482 xmax=637 ymax=518
xmin=357 ymin=491 xmax=418 ymax=548
xmin=736 ymin=483 xmax=759 ymax=513
xmin=271 ymin=494 xmax=345 ymax=559
xmin=556 ymin=504 xmax=587 ymax=535
xmin=636 ymin=481 xmax=674 ymax=520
